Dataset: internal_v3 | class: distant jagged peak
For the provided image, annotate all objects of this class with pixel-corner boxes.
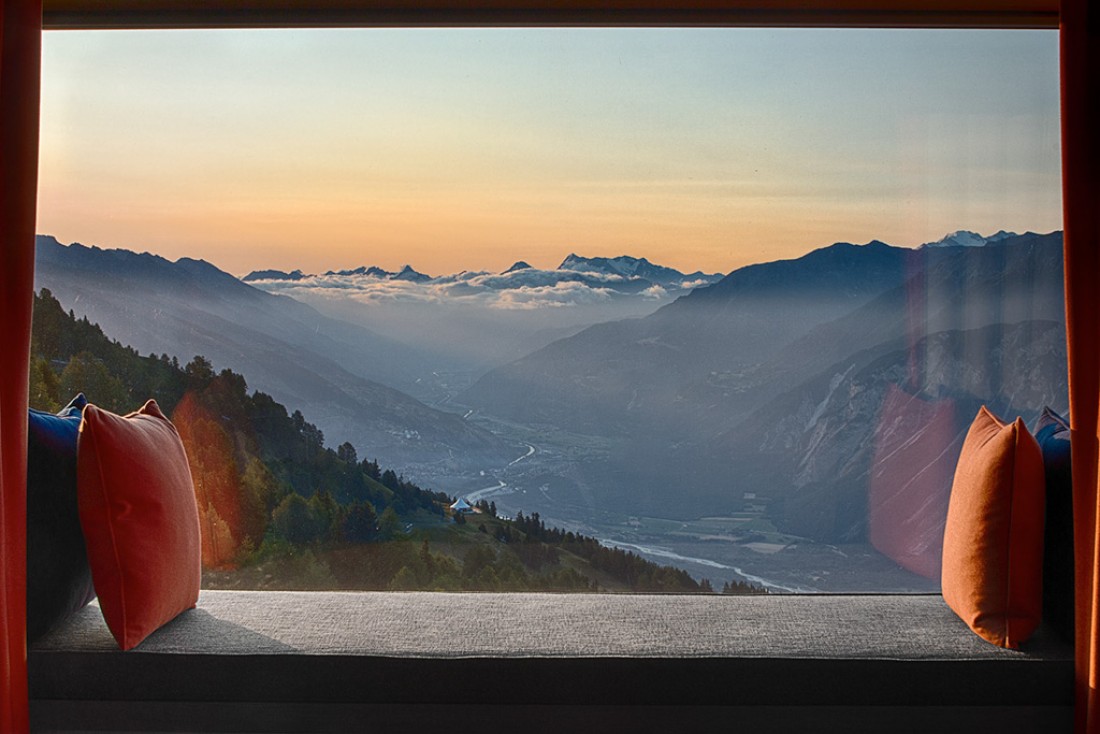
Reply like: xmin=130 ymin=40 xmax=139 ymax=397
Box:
xmin=557 ymin=252 xmax=722 ymax=287
xmin=392 ymin=264 xmax=432 ymax=282
xmin=325 ymin=265 xmax=366 ymax=277
xmin=986 ymin=230 xmax=1017 ymax=243
xmin=242 ymin=268 xmax=308 ymax=282
xmin=324 ymin=265 xmax=392 ymax=278
xmin=244 ymin=263 xmax=433 ymax=282
xmin=921 ymin=230 xmax=1019 ymax=249
xmin=558 ymin=253 xmax=645 ymax=275
xmin=503 ymin=260 xmax=533 ymax=274
xmin=36 ymin=233 xmax=161 ymax=261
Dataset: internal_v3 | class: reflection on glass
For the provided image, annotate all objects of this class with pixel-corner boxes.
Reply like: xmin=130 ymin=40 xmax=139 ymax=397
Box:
xmin=32 ymin=28 xmax=1062 ymax=592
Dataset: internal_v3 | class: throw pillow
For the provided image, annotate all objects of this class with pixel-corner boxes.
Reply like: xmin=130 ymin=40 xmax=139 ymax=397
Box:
xmin=941 ymin=406 xmax=1045 ymax=648
xmin=27 ymin=393 xmax=96 ymax=642
xmin=77 ymin=399 xmax=201 ymax=650
xmin=1035 ymin=407 xmax=1073 ymax=642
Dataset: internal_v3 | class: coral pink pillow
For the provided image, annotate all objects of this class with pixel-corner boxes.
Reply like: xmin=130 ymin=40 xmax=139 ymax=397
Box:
xmin=78 ymin=400 xmax=201 ymax=650
xmin=941 ymin=406 xmax=1045 ymax=648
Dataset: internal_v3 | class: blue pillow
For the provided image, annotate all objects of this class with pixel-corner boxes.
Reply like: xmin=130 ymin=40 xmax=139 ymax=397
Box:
xmin=1035 ymin=407 xmax=1073 ymax=643
xmin=27 ymin=393 xmax=96 ymax=642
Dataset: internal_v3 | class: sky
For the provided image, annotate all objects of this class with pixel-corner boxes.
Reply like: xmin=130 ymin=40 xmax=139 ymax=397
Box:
xmin=37 ymin=28 xmax=1062 ymax=277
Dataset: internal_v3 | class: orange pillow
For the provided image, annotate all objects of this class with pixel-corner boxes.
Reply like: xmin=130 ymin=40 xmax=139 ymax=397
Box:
xmin=78 ymin=400 xmax=201 ymax=650
xmin=941 ymin=406 xmax=1045 ymax=648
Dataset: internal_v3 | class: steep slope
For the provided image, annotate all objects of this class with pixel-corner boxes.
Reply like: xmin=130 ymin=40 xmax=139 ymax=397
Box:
xmin=33 ymin=236 xmax=513 ymax=477
xmin=564 ymin=318 xmax=1067 ymax=532
xmin=682 ymin=231 xmax=1066 ymax=429
xmin=30 ymin=289 xmax=725 ymax=593
xmin=35 ymin=236 xmax=440 ymax=393
xmin=717 ymin=318 xmax=1067 ymax=543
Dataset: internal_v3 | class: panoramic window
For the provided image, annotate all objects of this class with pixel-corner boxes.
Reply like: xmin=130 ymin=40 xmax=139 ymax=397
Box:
xmin=32 ymin=28 xmax=1062 ymax=594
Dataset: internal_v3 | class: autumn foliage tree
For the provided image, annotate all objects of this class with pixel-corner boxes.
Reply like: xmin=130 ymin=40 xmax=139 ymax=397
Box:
xmin=174 ymin=392 xmax=245 ymax=568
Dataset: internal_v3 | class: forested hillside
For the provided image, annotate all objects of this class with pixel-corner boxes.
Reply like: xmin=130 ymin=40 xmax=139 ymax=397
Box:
xmin=29 ymin=288 xmax=759 ymax=594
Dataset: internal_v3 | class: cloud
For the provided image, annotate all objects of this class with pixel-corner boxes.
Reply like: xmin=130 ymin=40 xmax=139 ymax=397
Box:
xmin=680 ymin=278 xmax=714 ymax=290
xmin=249 ymin=266 xmax=663 ymax=311
xmin=490 ymin=280 xmax=619 ymax=310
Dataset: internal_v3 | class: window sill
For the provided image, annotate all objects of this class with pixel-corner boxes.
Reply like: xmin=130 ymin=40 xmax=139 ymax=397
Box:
xmin=29 ymin=591 xmax=1074 ymax=733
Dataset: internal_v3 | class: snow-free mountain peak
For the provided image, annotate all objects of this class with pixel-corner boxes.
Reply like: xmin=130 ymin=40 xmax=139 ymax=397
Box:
xmin=314 ymin=264 xmax=431 ymax=280
xmin=393 ymin=265 xmax=432 ymax=283
xmin=322 ymin=265 xmax=368 ymax=277
xmin=503 ymin=261 xmax=532 ymax=274
xmin=558 ymin=253 xmax=646 ymax=276
xmin=242 ymin=268 xmax=307 ymax=282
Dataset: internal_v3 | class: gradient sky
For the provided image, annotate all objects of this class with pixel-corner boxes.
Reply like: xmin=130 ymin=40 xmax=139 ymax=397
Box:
xmin=37 ymin=28 xmax=1061 ymax=277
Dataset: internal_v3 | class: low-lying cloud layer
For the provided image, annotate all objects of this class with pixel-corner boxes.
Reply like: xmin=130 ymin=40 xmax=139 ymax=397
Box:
xmin=251 ymin=266 xmax=675 ymax=311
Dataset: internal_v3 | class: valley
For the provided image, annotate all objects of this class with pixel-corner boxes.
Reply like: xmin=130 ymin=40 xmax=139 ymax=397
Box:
xmin=33 ymin=230 xmax=1067 ymax=593
xmin=408 ymin=402 xmax=943 ymax=592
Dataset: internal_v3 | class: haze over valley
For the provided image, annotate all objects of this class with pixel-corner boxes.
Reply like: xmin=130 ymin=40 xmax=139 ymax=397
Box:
xmin=243 ymin=254 xmax=723 ymax=394
xmin=35 ymin=230 xmax=1067 ymax=592
xmin=31 ymin=25 xmax=1063 ymax=595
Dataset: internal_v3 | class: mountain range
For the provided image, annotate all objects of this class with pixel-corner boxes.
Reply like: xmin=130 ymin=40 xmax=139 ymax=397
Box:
xmin=243 ymin=254 xmax=724 ymax=373
xmin=33 ymin=235 xmax=514 ymax=481
xmin=34 ymin=228 xmax=1066 ymax=582
xmin=245 ymin=253 xmax=722 ymax=292
xmin=459 ymin=230 xmax=1067 ymax=563
xmin=921 ymin=229 xmax=1017 ymax=249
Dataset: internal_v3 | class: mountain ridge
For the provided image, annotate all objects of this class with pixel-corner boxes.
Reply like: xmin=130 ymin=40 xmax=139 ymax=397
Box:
xmin=243 ymin=252 xmax=724 ymax=291
xmin=458 ymin=230 xmax=1067 ymax=553
xmin=33 ymin=235 xmax=515 ymax=483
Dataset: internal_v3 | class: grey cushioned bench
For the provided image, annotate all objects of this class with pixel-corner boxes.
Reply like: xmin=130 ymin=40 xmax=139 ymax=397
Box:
xmin=29 ymin=591 xmax=1074 ymax=733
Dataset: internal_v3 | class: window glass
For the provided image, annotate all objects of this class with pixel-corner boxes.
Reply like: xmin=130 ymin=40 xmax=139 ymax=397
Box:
xmin=33 ymin=28 xmax=1062 ymax=593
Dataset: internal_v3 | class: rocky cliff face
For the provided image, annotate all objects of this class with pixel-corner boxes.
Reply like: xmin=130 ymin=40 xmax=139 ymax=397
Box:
xmin=743 ymin=320 xmax=1067 ymax=550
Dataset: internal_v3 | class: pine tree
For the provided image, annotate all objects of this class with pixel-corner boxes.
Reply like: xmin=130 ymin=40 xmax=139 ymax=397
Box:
xmin=336 ymin=442 xmax=358 ymax=464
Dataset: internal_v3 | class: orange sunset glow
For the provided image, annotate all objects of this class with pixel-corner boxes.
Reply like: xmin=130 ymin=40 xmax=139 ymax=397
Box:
xmin=37 ymin=28 xmax=1060 ymax=276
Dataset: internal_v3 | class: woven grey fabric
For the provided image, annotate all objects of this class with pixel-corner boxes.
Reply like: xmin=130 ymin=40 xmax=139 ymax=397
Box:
xmin=31 ymin=591 xmax=1071 ymax=660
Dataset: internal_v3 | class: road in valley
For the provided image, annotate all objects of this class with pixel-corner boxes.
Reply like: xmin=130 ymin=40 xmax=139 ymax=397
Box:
xmin=463 ymin=443 xmax=537 ymax=504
